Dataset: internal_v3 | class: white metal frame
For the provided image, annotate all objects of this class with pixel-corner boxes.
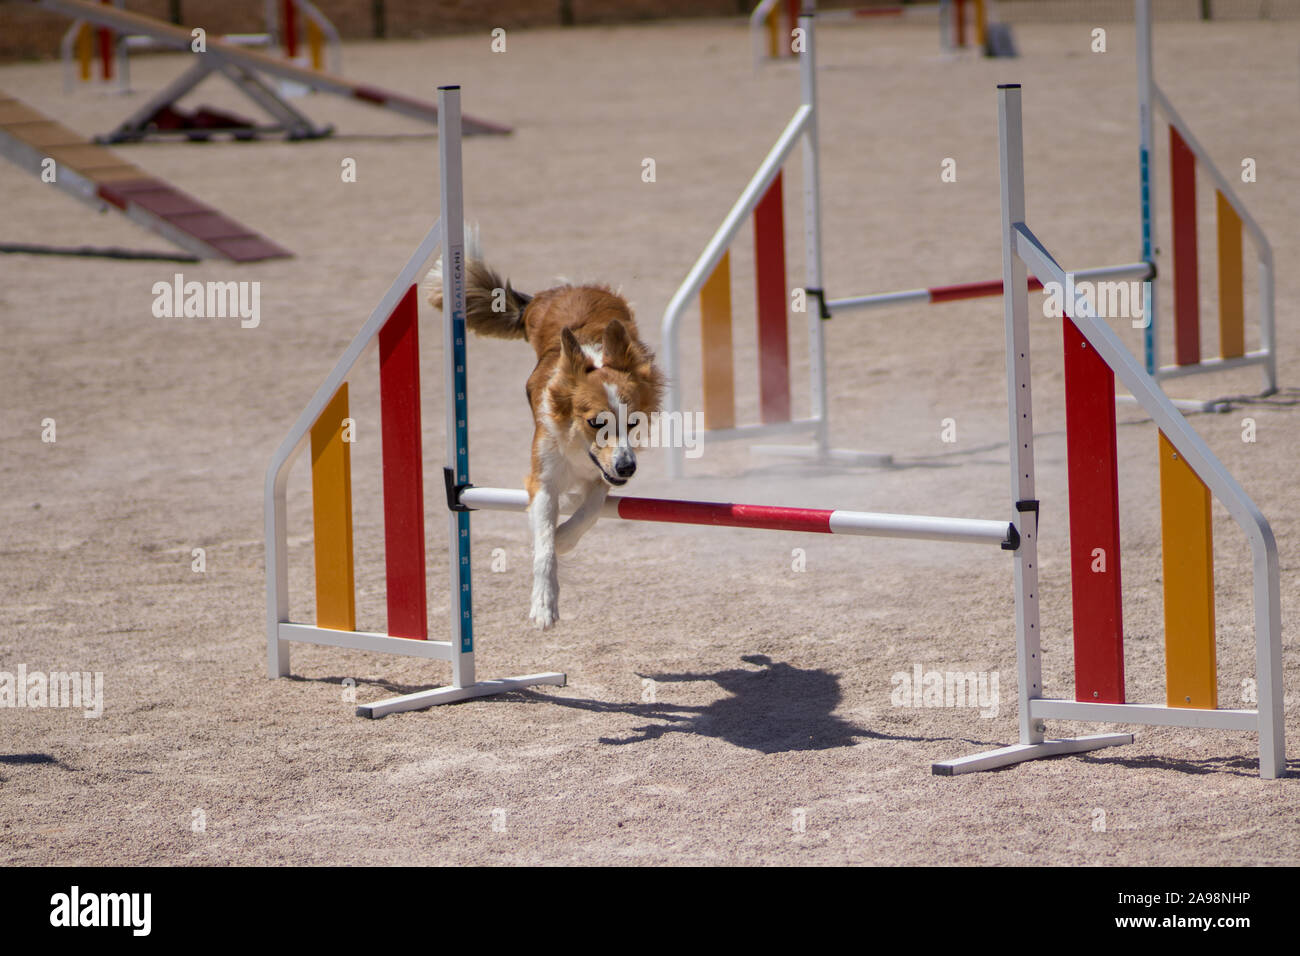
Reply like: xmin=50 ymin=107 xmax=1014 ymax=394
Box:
xmin=666 ymin=11 xmax=1147 ymax=479
xmin=935 ymin=84 xmax=1284 ymax=778
xmin=749 ymin=0 xmax=783 ymax=68
xmin=1131 ymin=0 xmax=1275 ymax=404
xmin=750 ymin=1 xmax=943 ymax=67
xmin=664 ymin=14 xmax=891 ymax=478
xmin=669 ymin=5 xmax=1278 ymax=481
xmin=264 ymin=87 xmax=564 ymax=716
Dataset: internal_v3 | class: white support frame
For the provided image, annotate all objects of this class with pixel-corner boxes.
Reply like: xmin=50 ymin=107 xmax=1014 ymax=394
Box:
xmin=935 ymin=84 xmax=1285 ymax=779
xmin=1133 ymin=0 xmax=1276 ymax=400
xmin=751 ymin=1 xmax=943 ymax=66
xmin=663 ymin=14 xmax=891 ymax=479
xmin=749 ymin=0 xmax=783 ymax=69
xmin=264 ymin=87 xmax=564 ymax=716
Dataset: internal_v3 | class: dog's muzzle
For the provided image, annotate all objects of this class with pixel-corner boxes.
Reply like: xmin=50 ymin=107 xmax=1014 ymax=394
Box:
xmin=589 ymin=450 xmax=629 ymax=486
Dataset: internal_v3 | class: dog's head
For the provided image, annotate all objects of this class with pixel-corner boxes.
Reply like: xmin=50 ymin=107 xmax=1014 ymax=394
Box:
xmin=558 ymin=320 xmax=664 ymax=486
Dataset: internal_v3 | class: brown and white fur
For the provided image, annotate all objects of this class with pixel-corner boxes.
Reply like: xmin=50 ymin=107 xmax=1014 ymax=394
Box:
xmin=427 ymin=242 xmax=664 ymax=629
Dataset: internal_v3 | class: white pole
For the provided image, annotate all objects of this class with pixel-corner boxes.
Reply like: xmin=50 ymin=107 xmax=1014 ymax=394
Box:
xmin=438 ymin=86 xmax=472 ymax=690
xmin=750 ymin=0 xmax=780 ymax=70
xmin=798 ymin=13 xmax=830 ymax=460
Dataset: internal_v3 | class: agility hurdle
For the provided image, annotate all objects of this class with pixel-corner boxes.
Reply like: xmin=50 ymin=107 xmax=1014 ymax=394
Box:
xmin=266 ymin=84 xmax=1283 ymax=778
xmin=752 ymin=0 xmax=802 ymax=62
xmin=266 ymin=87 xmax=558 ymax=712
xmin=262 ymin=86 xmax=1013 ymax=713
xmin=751 ymin=2 xmax=966 ymax=65
xmin=665 ymin=5 xmax=1274 ymax=477
xmin=268 ymin=0 xmax=341 ymax=74
xmin=663 ymin=11 xmax=1148 ymax=477
xmin=1133 ymin=0 xmax=1275 ymax=407
xmin=939 ymin=0 xmax=988 ymax=52
xmin=949 ymin=83 xmax=1283 ymax=778
xmin=60 ymin=0 xmax=122 ymax=88
xmin=33 ymin=0 xmax=510 ymax=142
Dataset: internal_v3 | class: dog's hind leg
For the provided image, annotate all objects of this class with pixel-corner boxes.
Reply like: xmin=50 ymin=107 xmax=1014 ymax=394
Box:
xmin=555 ymin=480 xmax=609 ymax=555
xmin=529 ymin=486 xmax=561 ymax=629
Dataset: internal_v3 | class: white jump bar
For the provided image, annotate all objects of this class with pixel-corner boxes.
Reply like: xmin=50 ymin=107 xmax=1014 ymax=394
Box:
xmin=458 ymin=487 xmax=1014 ymax=546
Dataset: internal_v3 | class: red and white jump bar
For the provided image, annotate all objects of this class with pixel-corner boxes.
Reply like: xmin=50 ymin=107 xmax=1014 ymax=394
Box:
xmin=458 ymin=487 xmax=1013 ymax=547
xmin=826 ymin=261 xmax=1152 ymax=315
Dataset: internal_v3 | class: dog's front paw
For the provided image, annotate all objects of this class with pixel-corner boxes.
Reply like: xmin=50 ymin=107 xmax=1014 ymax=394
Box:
xmin=529 ymin=580 xmax=559 ymax=629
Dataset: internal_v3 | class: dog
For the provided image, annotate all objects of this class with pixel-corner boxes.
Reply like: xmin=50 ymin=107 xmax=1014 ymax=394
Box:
xmin=427 ymin=242 xmax=664 ymax=629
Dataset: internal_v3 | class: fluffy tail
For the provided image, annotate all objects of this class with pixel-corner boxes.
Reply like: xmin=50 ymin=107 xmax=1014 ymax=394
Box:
xmin=424 ymin=226 xmax=532 ymax=341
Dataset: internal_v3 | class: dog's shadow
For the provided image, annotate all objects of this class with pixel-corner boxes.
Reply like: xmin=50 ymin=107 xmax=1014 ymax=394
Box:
xmin=540 ymin=654 xmax=935 ymax=754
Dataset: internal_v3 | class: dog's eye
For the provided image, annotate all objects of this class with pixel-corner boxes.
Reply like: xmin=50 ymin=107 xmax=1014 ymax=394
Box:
xmin=587 ymin=416 xmax=603 ymax=430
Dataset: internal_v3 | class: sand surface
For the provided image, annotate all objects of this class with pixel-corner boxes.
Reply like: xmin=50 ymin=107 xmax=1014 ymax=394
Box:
xmin=2 ymin=16 xmax=1299 ymax=865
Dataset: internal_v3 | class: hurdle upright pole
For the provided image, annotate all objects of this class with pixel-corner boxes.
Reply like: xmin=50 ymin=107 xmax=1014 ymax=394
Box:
xmin=1137 ymin=0 xmax=1158 ymax=377
xmin=935 ymin=86 xmax=1134 ymax=774
xmin=439 ymin=85 xmax=473 ymax=690
xmin=798 ymin=12 xmax=831 ymax=460
xmin=996 ymin=84 xmax=1044 ymax=756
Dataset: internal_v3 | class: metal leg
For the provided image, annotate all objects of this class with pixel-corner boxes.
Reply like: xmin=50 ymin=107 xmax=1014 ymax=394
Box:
xmin=97 ymin=58 xmax=218 ymax=143
xmin=217 ymin=62 xmax=332 ymax=140
xmin=357 ymin=673 xmax=568 ymax=719
xmin=933 ymin=733 xmax=1133 ymax=775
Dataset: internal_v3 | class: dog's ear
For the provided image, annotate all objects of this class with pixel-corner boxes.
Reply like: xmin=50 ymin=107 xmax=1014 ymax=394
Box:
xmin=603 ymin=319 xmax=635 ymax=370
xmin=635 ymin=359 xmax=666 ymax=412
xmin=560 ymin=327 xmax=590 ymax=378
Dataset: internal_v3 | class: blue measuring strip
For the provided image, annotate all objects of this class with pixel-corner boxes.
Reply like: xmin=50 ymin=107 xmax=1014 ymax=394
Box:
xmin=451 ymin=249 xmax=474 ymax=654
xmin=1139 ymin=146 xmax=1155 ymax=375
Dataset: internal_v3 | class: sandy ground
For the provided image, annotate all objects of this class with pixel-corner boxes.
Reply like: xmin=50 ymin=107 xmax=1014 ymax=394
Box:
xmin=2 ymin=16 xmax=1299 ymax=866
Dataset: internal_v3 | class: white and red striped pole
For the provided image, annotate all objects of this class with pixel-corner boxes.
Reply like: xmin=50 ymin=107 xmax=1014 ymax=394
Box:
xmin=825 ymin=261 xmax=1151 ymax=315
xmin=458 ymin=487 xmax=1013 ymax=547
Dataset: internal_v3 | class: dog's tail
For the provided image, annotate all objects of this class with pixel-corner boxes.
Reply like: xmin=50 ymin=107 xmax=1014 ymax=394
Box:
xmin=424 ymin=226 xmax=532 ymax=341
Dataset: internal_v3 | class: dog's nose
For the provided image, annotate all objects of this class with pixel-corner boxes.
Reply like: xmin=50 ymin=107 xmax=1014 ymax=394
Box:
xmin=615 ymin=458 xmax=636 ymax=478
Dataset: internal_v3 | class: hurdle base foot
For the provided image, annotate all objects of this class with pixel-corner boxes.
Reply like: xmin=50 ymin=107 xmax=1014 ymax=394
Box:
xmin=751 ymin=444 xmax=894 ymax=467
xmin=357 ymin=672 xmax=566 ymax=718
xmin=932 ymin=733 xmax=1133 ymax=775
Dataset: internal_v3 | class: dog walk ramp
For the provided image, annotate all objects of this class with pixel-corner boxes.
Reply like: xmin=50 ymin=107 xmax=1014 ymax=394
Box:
xmin=0 ymin=92 xmax=290 ymax=262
